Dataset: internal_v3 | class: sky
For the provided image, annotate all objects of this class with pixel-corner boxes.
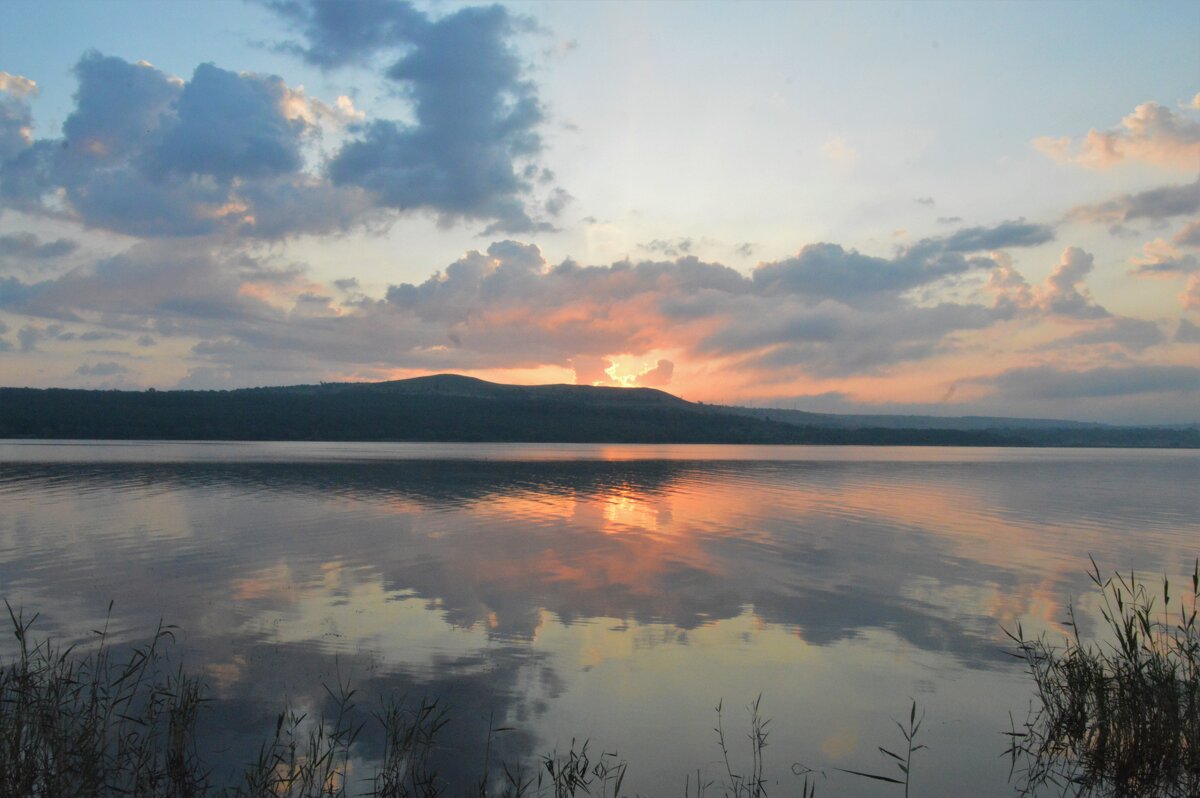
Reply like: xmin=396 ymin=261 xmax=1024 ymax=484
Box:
xmin=0 ymin=0 xmax=1197 ymax=423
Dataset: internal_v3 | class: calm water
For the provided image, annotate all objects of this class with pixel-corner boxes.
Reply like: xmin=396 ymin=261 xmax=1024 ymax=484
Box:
xmin=1 ymin=441 xmax=1197 ymax=795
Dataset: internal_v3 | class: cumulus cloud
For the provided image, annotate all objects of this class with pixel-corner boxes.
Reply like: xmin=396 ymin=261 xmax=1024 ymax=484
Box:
xmin=0 ymin=54 xmax=364 ymax=238
xmin=279 ymin=0 xmax=557 ymax=233
xmin=3 ymin=1 xmax=559 ymax=238
xmin=989 ymin=247 xmax=1109 ymax=319
xmin=270 ymin=0 xmax=429 ymax=68
xmin=1034 ymin=99 xmax=1200 ymax=170
xmin=0 ymin=222 xmax=1041 ymax=384
xmin=1 ymin=218 xmax=1187 ymax=400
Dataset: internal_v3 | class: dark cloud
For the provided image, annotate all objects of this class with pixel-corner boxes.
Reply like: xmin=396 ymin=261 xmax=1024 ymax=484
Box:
xmin=146 ymin=63 xmax=304 ymax=181
xmin=4 ymin=5 xmax=558 ymax=237
xmin=0 ymin=233 xmax=77 ymax=260
xmin=752 ymin=243 xmax=985 ymax=306
xmin=269 ymin=0 xmax=429 ymax=68
xmin=751 ymin=221 xmax=1052 ymax=308
xmin=1069 ymin=178 xmax=1200 ymax=226
xmin=933 ymin=218 xmax=1055 ymax=253
xmin=303 ymin=2 xmax=553 ymax=233
xmin=0 ymin=54 xmax=327 ymax=238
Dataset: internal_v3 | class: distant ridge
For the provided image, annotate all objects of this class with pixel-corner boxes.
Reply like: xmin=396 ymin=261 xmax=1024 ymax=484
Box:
xmin=0 ymin=375 xmax=1196 ymax=447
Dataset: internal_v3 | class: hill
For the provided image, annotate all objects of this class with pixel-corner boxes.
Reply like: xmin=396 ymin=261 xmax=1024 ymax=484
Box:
xmin=0 ymin=376 xmax=1196 ymax=447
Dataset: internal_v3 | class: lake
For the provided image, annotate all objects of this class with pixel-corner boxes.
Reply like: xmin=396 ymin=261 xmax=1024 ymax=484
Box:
xmin=1 ymin=441 xmax=1196 ymax=795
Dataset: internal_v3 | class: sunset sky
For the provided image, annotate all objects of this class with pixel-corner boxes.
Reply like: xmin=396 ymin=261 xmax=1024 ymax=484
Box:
xmin=0 ymin=0 xmax=1197 ymax=422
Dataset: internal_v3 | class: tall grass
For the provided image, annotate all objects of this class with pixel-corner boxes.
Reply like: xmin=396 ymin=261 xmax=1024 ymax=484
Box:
xmin=1005 ymin=557 xmax=1200 ymax=797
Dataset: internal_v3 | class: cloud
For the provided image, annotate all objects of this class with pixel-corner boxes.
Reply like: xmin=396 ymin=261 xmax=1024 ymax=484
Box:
xmin=934 ymin=218 xmax=1055 ymax=253
xmin=75 ymin=361 xmax=130 ymax=377
xmin=968 ymin=364 xmax=1200 ymax=401
xmin=0 ymin=72 xmax=37 ymax=161
xmin=1 ymin=220 xmax=1187 ymax=400
xmin=1185 ymin=274 xmax=1200 ymax=312
xmin=748 ymin=219 xmax=1050 ymax=309
xmin=634 ymin=359 xmax=674 ymax=387
xmin=270 ymin=0 xmax=429 ymax=69
xmin=936 ymin=216 xmax=963 ymax=225
xmin=571 ymin=356 xmax=612 ymax=386
xmin=1034 ymin=99 xmax=1200 ymax=169
xmin=0 ymin=233 xmax=77 ymax=260
xmin=1129 ymin=238 xmax=1199 ymax=277
xmin=914 ymin=197 xmax=935 ymax=206
xmin=1176 ymin=318 xmax=1200 ymax=343
xmin=1041 ymin=316 xmax=1165 ymax=353
xmin=821 ymin=136 xmax=858 ymax=166
xmin=989 ymin=247 xmax=1109 ymax=319
xmin=289 ymin=1 xmax=555 ymax=233
xmin=1068 ymin=178 xmax=1200 ymax=226
xmin=146 ymin=63 xmax=305 ymax=181
xmin=0 ymin=53 xmax=354 ymax=238
xmin=1174 ymin=219 xmax=1200 ymax=248
xmin=639 ymin=238 xmax=694 ymax=257
xmin=3 ymin=8 xmax=558 ymax=238
xmin=0 ymin=72 xmax=38 ymax=98
xmin=0 ymin=240 xmax=299 ymax=331
xmin=544 ymin=187 xmax=572 ymax=217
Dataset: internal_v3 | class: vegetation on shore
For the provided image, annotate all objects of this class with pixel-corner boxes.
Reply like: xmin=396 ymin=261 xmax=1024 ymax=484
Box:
xmin=3 ymin=376 xmax=1197 ymax=447
xmin=2 ymin=557 xmax=1197 ymax=796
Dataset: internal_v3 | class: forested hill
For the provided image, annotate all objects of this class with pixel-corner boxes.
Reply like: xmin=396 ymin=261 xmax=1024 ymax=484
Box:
xmin=1 ymin=375 xmax=1196 ymax=447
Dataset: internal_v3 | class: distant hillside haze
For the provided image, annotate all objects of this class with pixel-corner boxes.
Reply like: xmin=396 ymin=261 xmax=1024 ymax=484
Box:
xmin=0 ymin=375 xmax=1196 ymax=447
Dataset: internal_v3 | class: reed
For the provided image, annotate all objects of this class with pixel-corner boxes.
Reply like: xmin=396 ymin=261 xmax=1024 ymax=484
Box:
xmin=1005 ymin=557 xmax=1200 ymax=797
xmin=0 ymin=601 xmax=207 ymax=797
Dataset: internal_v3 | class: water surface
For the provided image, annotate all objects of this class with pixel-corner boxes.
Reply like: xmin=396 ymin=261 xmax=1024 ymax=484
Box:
xmin=1 ymin=441 xmax=1196 ymax=795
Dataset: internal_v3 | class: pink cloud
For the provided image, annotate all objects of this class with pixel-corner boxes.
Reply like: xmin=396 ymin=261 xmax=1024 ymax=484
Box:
xmin=1034 ymin=100 xmax=1200 ymax=170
